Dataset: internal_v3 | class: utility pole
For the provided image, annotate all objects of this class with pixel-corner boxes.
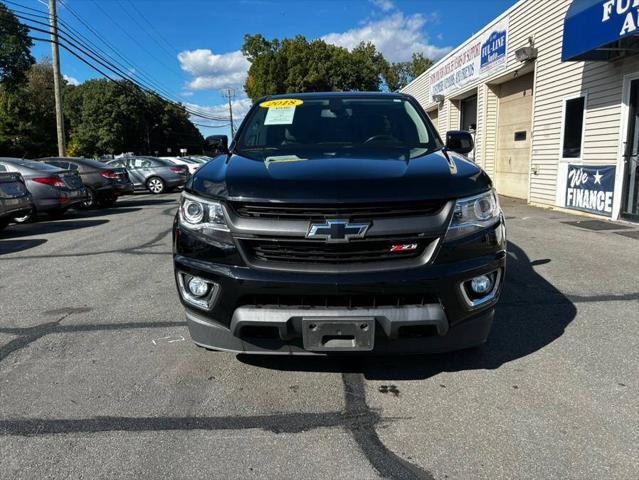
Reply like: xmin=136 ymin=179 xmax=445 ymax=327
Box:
xmin=48 ymin=0 xmax=66 ymax=156
xmin=221 ymin=88 xmax=235 ymax=138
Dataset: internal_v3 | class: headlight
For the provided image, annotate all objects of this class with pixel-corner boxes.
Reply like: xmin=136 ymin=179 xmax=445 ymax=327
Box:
xmin=445 ymin=190 xmax=501 ymax=241
xmin=178 ymin=192 xmax=229 ymax=232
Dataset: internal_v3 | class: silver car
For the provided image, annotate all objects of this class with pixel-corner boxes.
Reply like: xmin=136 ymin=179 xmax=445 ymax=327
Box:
xmin=106 ymin=156 xmax=189 ymax=194
xmin=0 ymin=172 xmax=34 ymax=230
xmin=0 ymin=158 xmax=87 ymax=222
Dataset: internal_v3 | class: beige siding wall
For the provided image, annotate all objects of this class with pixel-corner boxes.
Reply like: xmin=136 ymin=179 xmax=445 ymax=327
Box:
xmin=403 ymin=0 xmax=636 ymax=217
xmin=528 ymin=0 xmax=581 ymax=205
xmin=483 ymin=85 xmax=499 ymax=177
xmin=448 ymin=100 xmax=460 ymax=131
xmin=475 ymin=85 xmax=485 ymax=166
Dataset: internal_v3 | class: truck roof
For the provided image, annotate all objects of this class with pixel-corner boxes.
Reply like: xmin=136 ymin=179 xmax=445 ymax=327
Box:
xmin=260 ymin=91 xmax=410 ymax=101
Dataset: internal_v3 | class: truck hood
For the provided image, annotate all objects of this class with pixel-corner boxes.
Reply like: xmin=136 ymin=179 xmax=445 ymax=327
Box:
xmin=189 ymin=148 xmax=493 ymax=203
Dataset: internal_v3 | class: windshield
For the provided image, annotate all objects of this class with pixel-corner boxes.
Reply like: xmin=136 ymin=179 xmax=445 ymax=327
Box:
xmin=236 ymin=96 xmax=440 ymax=158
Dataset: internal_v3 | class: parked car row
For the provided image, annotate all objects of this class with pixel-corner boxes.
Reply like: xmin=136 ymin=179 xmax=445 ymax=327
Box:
xmin=0 ymin=154 xmax=193 ymax=229
xmin=105 ymin=156 xmax=190 ymax=194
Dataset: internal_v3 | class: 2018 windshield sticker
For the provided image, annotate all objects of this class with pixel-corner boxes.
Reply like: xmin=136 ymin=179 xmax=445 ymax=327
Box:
xmin=260 ymin=99 xmax=303 ymax=108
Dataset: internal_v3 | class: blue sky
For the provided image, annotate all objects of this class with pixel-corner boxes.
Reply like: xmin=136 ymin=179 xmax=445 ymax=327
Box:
xmin=21 ymin=0 xmax=517 ymax=137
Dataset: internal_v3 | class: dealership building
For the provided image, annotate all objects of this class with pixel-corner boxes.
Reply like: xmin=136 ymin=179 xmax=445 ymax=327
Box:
xmin=402 ymin=0 xmax=639 ymax=221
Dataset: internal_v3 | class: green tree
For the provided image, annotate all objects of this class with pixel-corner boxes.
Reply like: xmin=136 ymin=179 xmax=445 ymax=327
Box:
xmin=0 ymin=2 xmax=35 ymax=90
xmin=383 ymin=53 xmax=433 ymax=92
xmin=0 ymin=60 xmax=58 ymax=157
xmin=63 ymin=79 xmax=203 ymax=157
xmin=242 ymin=34 xmax=390 ymax=101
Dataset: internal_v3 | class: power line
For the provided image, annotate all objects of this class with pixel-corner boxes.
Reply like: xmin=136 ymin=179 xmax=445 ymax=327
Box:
xmin=9 ymin=17 xmax=227 ymax=122
xmin=88 ymin=0 xmax=183 ymax=81
xmin=4 ymin=9 xmax=230 ymax=122
xmin=6 ymin=1 xmax=200 ymax=113
xmin=55 ymin=0 xmax=226 ymax=119
xmin=117 ymin=0 xmax=176 ymax=59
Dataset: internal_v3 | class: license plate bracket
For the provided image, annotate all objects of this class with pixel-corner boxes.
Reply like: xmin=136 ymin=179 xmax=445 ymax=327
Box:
xmin=301 ymin=317 xmax=375 ymax=352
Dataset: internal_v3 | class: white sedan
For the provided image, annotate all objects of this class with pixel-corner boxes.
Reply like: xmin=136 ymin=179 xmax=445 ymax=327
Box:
xmin=160 ymin=157 xmax=200 ymax=175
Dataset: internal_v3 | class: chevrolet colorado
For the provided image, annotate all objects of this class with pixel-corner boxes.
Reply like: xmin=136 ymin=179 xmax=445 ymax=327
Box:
xmin=173 ymin=92 xmax=506 ymax=354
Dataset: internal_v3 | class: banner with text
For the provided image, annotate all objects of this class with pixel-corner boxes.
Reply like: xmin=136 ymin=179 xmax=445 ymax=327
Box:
xmin=429 ymin=18 xmax=509 ymax=100
xmin=565 ymin=164 xmax=616 ymax=217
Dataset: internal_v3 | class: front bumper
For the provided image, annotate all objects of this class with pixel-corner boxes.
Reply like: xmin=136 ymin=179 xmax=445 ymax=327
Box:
xmin=185 ymin=306 xmax=494 ymax=355
xmin=173 ymin=218 xmax=506 ymax=355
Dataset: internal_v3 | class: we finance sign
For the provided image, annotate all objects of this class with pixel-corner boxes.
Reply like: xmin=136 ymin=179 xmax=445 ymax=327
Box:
xmin=566 ymin=165 xmax=616 ymax=217
xmin=430 ymin=18 xmax=508 ymax=100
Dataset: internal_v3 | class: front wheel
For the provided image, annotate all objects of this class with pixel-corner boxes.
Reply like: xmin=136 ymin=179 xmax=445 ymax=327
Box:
xmin=80 ymin=188 xmax=97 ymax=209
xmin=146 ymin=176 xmax=165 ymax=194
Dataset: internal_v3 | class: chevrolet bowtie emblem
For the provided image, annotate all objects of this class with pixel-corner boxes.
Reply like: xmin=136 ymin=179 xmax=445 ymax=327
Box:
xmin=307 ymin=219 xmax=370 ymax=242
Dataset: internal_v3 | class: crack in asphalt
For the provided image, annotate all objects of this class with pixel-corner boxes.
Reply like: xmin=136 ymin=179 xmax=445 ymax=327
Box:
xmin=342 ymin=372 xmax=434 ymax=480
xmin=0 ymin=318 xmax=185 ymax=362
xmin=0 ymin=412 xmax=347 ymax=436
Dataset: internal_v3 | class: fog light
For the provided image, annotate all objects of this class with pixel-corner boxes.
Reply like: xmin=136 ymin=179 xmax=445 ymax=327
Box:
xmin=188 ymin=277 xmax=209 ymax=297
xmin=470 ymin=275 xmax=493 ymax=294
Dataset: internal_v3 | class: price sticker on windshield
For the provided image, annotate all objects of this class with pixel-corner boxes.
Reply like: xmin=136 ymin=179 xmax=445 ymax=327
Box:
xmin=260 ymin=99 xmax=303 ymax=109
xmin=262 ymin=99 xmax=302 ymax=125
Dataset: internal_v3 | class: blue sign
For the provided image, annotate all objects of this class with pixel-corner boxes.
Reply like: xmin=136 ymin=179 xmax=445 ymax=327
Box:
xmin=563 ymin=0 xmax=639 ymax=61
xmin=481 ymin=30 xmax=507 ymax=69
xmin=565 ymin=164 xmax=616 ymax=216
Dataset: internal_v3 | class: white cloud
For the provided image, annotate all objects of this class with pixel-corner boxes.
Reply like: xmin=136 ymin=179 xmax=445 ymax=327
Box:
xmin=322 ymin=12 xmax=451 ymax=63
xmin=178 ymin=9 xmax=450 ymax=94
xmin=63 ymin=74 xmax=80 ymax=86
xmin=370 ymin=0 xmax=394 ymax=12
xmin=178 ymin=49 xmax=250 ymax=91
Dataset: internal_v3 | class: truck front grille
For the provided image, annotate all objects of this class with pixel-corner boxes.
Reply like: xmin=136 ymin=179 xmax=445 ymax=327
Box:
xmin=242 ymin=238 xmax=429 ymax=264
xmin=230 ymin=200 xmax=445 ymax=221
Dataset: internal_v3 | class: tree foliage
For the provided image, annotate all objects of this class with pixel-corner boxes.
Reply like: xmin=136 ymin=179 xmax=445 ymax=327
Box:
xmin=0 ymin=64 xmax=204 ymax=158
xmin=382 ymin=53 xmax=433 ymax=92
xmin=63 ymin=79 xmax=204 ymax=157
xmin=242 ymin=34 xmax=389 ymax=102
xmin=0 ymin=60 xmax=57 ymax=157
xmin=0 ymin=2 xmax=35 ymax=90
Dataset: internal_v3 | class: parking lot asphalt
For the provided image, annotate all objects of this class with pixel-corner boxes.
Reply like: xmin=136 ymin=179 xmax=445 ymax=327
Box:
xmin=0 ymin=193 xmax=638 ymax=480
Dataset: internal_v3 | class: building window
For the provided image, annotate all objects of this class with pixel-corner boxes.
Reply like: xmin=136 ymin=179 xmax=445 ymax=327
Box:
xmin=562 ymin=96 xmax=585 ymax=158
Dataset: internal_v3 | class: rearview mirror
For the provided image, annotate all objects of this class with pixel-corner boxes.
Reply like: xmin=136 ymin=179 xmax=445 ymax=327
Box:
xmin=205 ymin=135 xmax=229 ymax=155
xmin=445 ymin=130 xmax=474 ymax=155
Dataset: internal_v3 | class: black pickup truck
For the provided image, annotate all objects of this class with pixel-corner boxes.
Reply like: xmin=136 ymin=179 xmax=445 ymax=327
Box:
xmin=173 ymin=92 xmax=506 ymax=355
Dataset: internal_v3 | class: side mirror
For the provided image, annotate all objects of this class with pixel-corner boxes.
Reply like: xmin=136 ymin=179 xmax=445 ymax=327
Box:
xmin=445 ymin=130 xmax=474 ymax=155
xmin=205 ymin=135 xmax=229 ymax=155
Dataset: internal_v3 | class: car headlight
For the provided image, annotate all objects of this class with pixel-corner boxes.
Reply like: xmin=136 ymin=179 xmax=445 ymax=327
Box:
xmin=445 ymin=190 xmax=501 ymax=241
xmin=178 ymin=192 xmax=229 ymax=233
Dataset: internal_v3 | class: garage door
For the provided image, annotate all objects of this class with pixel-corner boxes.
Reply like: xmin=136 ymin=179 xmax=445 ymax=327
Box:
xmin=495 ymin=73 xmax=534 ymax=199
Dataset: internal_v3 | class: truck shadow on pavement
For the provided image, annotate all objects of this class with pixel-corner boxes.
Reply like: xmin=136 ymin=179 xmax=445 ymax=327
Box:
xmin=239 ymin=241 xmax=579 ymax=380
